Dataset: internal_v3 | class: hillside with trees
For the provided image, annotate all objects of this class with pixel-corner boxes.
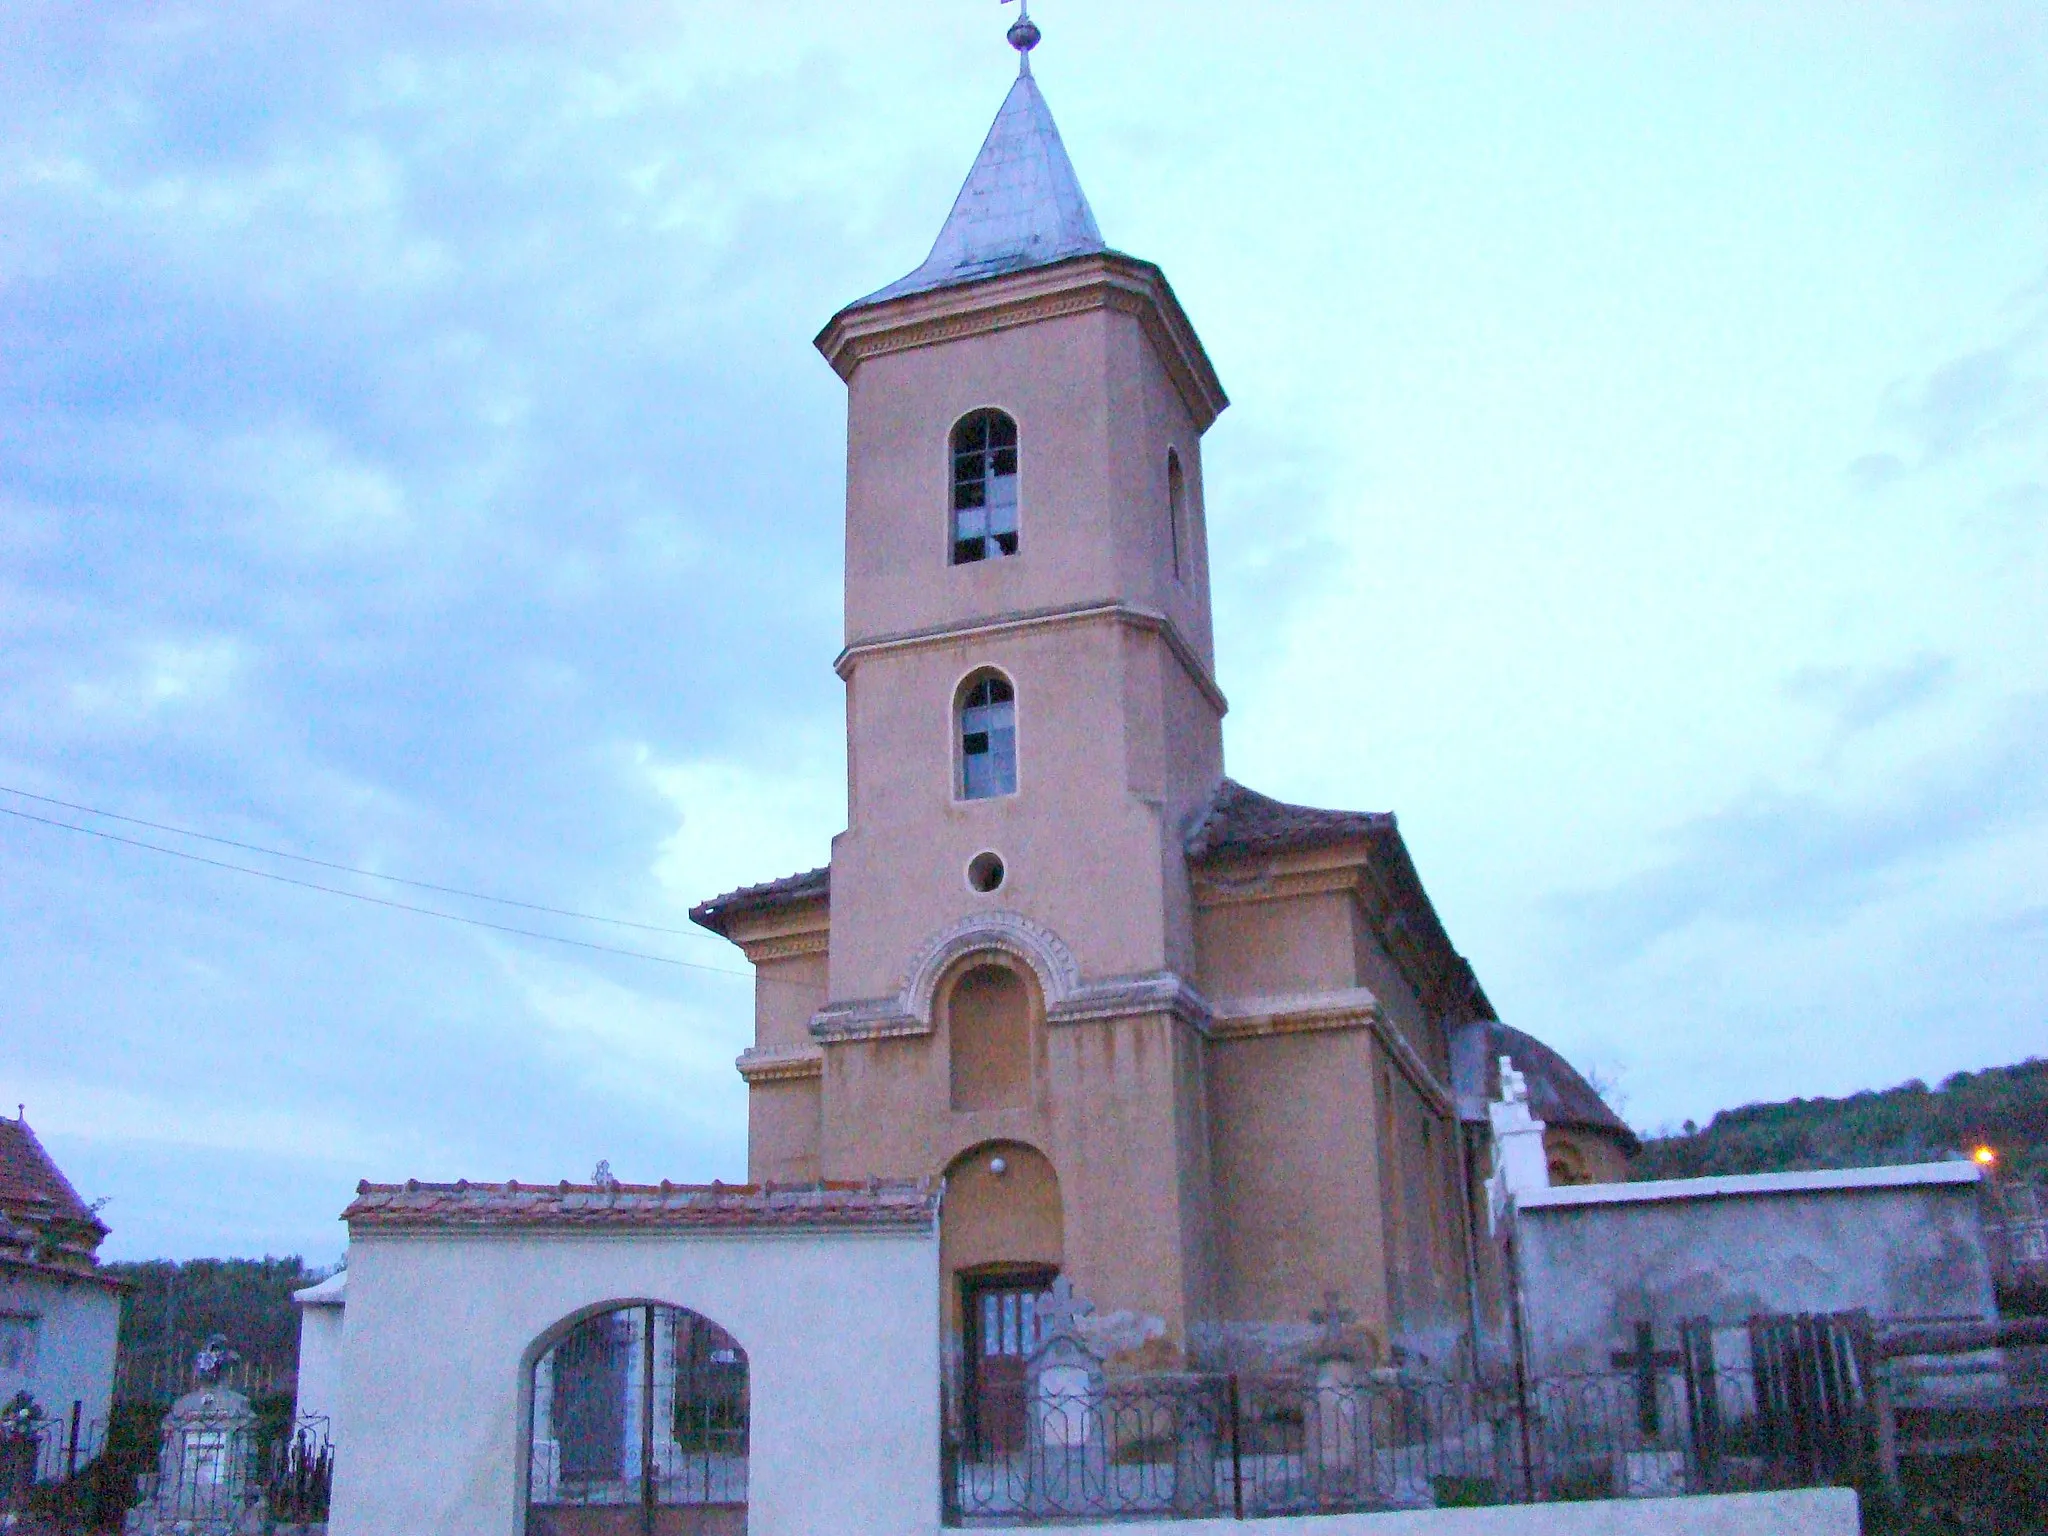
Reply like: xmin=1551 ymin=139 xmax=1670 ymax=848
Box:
xmin=1632 ymin=1057 xmax=2048 ymax=1186
xmin=103 ymin=1255 xmax=326 ymax=1401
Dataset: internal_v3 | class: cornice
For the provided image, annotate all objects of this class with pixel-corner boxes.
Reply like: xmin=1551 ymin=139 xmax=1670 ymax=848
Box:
xmin=1373 ymin=1017 xmax=1455 ymax=1119
xmin=1206 ymin=985 xmax=1385 ymax=1041
xmin=1046 ymin=970 xmax=1212 ymax=1032
xmin=815 ymin=970 xmax=1216 ymax=1044
xmin=735 ymin=1044 xmax=826 ymax=1084
xmin=815 ymin=253 xmax=1228 ymax=434
xmin=836 ymin=599 xmax=1228 ymax=718
xmin=740 ymin=929 xmax=831 ymax=964
xmin=1191 ymin=861 xmax=1362 ymax=910
xmin=1190 ymin=849 xmax=1471 ymax=1033
xmin=810 ymin=999 xmax=930 ymax=1043
xmin=1198 ymin=983 xmax=1448 ymax=1113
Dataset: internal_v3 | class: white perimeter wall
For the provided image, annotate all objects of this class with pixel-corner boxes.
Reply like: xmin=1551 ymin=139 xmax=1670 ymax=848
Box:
xmin=0 ymin=1267 xmax=119 ymax=1439
xmin=327 ymin=1226 xmax=939 ymax=1536
xmin=294 ymin=1301 xmax=346 ymax=1445
xmin=1030 ymin=1489 xmax=1858 ymax=1536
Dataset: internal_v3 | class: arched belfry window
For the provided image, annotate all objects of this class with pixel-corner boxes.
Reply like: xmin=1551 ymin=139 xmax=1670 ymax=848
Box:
xmin=952 ymin=409 xmax=1018 ymax=564
xmin=1166 ymin=448 xmax=1185 ymax=581
xmin=527 ymin=1303 xmax=747 ymax=1531
xmin=958 ymin=672 xmax=1017 ymax=800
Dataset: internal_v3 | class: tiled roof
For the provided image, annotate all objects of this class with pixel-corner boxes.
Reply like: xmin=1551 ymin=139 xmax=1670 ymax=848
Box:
xmin=0 ymin=1116 xmax=105 ymax=1241
xmin=1188 ymin=779 xmax=1494 ymax=1024
xmin=688 ymin=865 xmax=830 ymax=938
xmin=344 ymin=1177 xmax=938 ymax=1235
xmin=1494 ymin=1024 xmax=1640 ymax=1152
xmin=0 ymin=1212 xmax=37 ymax=1260
xmin=1184 ymin=778 xmax=1396 ymax=862
xmin=851 ymin=71 xmax=1105 ymax=310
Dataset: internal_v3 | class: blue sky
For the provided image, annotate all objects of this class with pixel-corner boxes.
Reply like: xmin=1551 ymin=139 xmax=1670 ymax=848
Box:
xmin=2 ymin=2 xmax=2042 ymax=1261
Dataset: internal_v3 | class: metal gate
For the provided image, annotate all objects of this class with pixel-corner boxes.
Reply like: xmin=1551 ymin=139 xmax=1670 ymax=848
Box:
xmin=527 ymin=1303 xmax=748 ymax=1536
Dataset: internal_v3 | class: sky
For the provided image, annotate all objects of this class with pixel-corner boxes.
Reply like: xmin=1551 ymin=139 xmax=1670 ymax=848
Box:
xmin=1 ymin=1 xmax=2043 ymax=1262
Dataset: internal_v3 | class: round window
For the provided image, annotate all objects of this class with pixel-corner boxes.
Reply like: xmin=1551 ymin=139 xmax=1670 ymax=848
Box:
xmin=967 ymin=851 xmax=1006 ymax=893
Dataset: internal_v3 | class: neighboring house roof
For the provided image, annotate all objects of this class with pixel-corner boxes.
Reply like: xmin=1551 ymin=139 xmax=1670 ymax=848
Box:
xmin=0 ymin=1115 xmax=107 ymax=1258
xmin=1493 ymin=1023 xmax=1640 ymax=1154
xmin=343 ymin=1178 xmax=938 ymax=1235
xmin=848 ymin=70 xmax=1106 ymax=311
xmin=292 ymin=1270 xmax=347 ymax=1308
xmin=0 ymin=1212 xmax=37 ymax=1260
xmin=689 ymin=865 xmax=829 ymax=939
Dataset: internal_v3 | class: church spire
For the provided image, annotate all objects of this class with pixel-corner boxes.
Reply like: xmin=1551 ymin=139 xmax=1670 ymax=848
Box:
xmin=853 ymin=6 xmax=1104 ymax=307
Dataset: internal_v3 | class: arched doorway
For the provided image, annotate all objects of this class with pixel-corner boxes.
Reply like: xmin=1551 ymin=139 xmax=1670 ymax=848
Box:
xmin=527 ymin=1303 xmax=748 ymax=1535
xmin=941 ymin=1142 xmax=1062 ymax=1458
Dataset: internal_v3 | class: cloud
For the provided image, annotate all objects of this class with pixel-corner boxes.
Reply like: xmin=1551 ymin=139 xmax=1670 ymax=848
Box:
xmin=1548 ymin=691 xmax=2048 ymax=961
xmin=6 ymin=3 xmax=2048 ymax=1254
xmin=64 ymin=636 xmax=247 ymax=731
xmin=9 ymin=1075 xmax=440 ymax=1169
xmin=211 ymin=424 xmax=411 ymax=557
xmin=1783 ymin=653 xmax=1953 ymax=737
xmin=1986 ymin=480 xmax=2047 ymax=521
xmin=1850 ymin=273 xmax=2047 ymax=491
xmin=494 ymin=947 xmax=749 ymax=1137
xmin=643 ymin=746 xmax=845 ymax=909
xmin=1847 ymin=452 xmax=1908 ymax=494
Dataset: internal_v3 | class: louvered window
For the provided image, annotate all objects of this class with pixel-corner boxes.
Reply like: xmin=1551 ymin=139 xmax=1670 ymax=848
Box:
xmin=959 ymin=673 xmax=1017 ymax=799
xmin=952 ymin=410 xmax=1019 ymax=564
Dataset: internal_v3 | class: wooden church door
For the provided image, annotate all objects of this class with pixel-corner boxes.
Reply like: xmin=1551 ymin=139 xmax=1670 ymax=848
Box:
xmin=963 ymin=1268 xmax=1055 ymax=1456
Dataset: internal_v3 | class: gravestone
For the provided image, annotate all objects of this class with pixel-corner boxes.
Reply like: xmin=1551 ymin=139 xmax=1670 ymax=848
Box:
xmin=124 ymin=1358 xmax=267 ymax=1535
xmin=1303 ymin=1291 xmax=1370 ymax=1498
xmin=1024 ymin=1278 xmax=1106 ymax=1514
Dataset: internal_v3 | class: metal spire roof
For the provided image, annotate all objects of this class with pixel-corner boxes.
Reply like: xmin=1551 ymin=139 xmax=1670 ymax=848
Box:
xmin=855 ymin=63 xmax=1106 ymax=308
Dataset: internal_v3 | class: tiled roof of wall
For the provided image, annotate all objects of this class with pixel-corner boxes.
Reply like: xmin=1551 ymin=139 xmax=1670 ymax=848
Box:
xmin=344 ymin=1177 xmax=938 ymax=1234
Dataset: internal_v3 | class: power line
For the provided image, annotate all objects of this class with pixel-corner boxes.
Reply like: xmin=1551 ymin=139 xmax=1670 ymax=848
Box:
xmin=0 ymin=784 xmax=700 ymax=937
xmin=0 ymin=805 xmax=760 ymax=980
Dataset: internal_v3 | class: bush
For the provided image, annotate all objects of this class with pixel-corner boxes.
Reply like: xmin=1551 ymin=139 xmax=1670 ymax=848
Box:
xmin=1433 ymin=1474 xmax=1501 ymax=1506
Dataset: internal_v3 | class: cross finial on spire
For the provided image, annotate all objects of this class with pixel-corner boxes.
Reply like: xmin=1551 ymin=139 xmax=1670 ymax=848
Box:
xmin=1003 ymin=0 xmax=1040 ymax=76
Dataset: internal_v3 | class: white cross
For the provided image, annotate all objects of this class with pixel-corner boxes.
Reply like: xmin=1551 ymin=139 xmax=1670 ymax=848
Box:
xmin=1036 ymin=1275 xmax=1094 ymax=1340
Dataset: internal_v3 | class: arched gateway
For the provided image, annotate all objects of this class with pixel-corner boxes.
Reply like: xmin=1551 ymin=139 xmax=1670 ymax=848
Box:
xmin=526 ymin=1302 xmax=748 ymax=1535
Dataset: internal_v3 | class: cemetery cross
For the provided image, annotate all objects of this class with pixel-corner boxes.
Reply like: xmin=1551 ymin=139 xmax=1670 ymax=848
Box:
xmin=1610 ymin=1320 xmax=1683 ymax=1437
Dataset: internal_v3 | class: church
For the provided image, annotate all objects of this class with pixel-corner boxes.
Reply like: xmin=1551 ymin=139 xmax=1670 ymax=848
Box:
xmin=686 ymin=10 xmax=1632 ymax=1448
xmin=320 ymin=21 xmax=1659 ymax=1535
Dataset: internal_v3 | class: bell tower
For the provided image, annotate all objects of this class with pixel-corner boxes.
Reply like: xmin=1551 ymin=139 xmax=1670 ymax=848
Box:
xmin=695 ymin=5 xmax=1509 ymax=1400
xmin=792 ymin=13 xmax=1234 ymax=1365
xmin=812 ymin=21 xmax=1230 ymax=1022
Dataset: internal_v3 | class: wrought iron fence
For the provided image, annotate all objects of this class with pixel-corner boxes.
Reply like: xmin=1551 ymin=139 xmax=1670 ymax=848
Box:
xmin=0 ymin=1409 xmax=331 ymax=1534
xmin=944 ymin=1365 xmax=1873 ymax=1524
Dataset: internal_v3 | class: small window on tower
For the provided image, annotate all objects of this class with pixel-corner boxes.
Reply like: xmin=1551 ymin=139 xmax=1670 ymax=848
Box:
xmin=952 ymin=409 xmax=1019 ymax=564
xmin=958 ymin=672 xmax=1017 ymax=799
xmin=1166 ymin=448 xmax=1185 ymax=582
